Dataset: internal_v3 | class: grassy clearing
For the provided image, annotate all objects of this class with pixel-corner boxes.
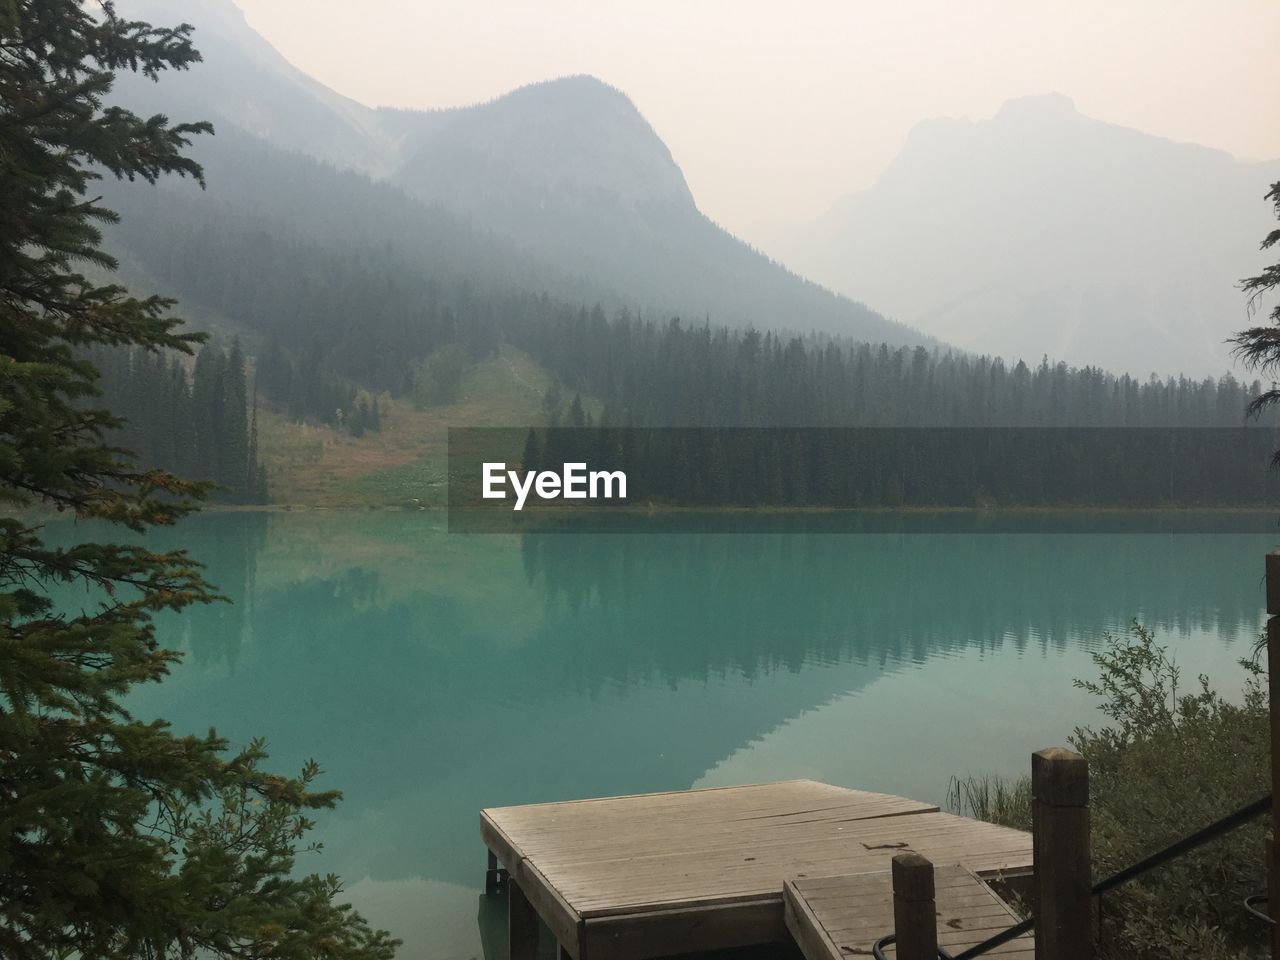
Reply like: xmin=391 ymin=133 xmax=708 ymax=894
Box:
xmin=257 ymin=345 xmax=557 ymax=508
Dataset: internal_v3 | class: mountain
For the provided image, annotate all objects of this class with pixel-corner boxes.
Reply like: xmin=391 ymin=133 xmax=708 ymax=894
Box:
xmin=385 ymin=76 xmax=695 ymax=218
xmin=113 ymin=0 xmax=396 ymax=174
xmin=111 ymin=0 xmax=927 ymax=348
xmin=384 ymin=75 xmax=927 ymax=341
xmin=784 ymin=94 xmax=1280 ymax=377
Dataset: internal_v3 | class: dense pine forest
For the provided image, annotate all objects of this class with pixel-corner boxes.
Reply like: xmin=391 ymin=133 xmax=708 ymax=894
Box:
xmin=90 ymin=343 xmax=267 ymax=503
xmin=509 ymin=314 xmax=1280 ymax=508
xmin=514 ymin=309 xmax=1269 ymax=428
xmin=255 ymin=338 xmax=383 ymax=436
xmin=495 ymin=424 xmax=1278 ymax=513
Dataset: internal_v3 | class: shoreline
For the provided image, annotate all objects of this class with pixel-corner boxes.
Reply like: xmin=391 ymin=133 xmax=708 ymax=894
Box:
xmin=16 ymin=502 xmax=1280 ymax=516
xmin=237 ymin=502 xmax=1280 ymax=515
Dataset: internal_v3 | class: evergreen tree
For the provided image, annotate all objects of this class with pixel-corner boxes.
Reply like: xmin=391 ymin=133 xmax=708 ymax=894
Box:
xmin=90 ymin=344 xmax=266 ymax=503
xmin=191 ymin=342 xmax=223 ymax=483
xmin=350 ymin=396 xmax=368 ymax=438
xmin=542 ymin=381 xmax=564 ymax=426
xmin=248 ymin=380 xmax=266 ymax=502
xmin=0 ymin=5 xmax=394 ymax=957
xmin=521 ymin=427 xmax=542 ymax=474
xmin=224 ymin=338 xmax=250 ymax=488
xmin=1231 ymin=180 xmax=1280 ymax=449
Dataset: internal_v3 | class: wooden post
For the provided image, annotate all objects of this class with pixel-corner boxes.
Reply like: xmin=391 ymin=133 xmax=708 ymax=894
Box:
xmin=1268 ymin=834 xmax=1280 ymax=960
xmin=892 ymin=852 xmax=939 ymax=960
xmin=1266 ymin=551 xmax=1280 ymax=618
xmin=1265 ymin=551 xmax=1280 ymax=958
xmin=508 ymin=878 xmax=538 ymax=960
xmin=1032 ymin=747 xmax=1091 ymax=960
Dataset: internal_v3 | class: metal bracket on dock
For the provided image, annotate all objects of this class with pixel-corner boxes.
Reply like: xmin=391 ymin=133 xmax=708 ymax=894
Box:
xmin=485 ymin=849 xmax=509 ymax=896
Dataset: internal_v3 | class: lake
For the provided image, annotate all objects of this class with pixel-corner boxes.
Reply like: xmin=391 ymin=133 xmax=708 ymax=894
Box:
xmin=43 ymin=511 xmax=1274 ymax=959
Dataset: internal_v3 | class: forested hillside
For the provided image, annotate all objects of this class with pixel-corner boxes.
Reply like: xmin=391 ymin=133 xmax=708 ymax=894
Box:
xmin=100 ymin=124 xmax=1264 ymax=440
xmin=491 ymin=317 xmax=1280 ymax=512
xmin=514 ymin=311 xmax=1266 ymax=428
xmin=100 ymin=182 xmax=1279 ymax=510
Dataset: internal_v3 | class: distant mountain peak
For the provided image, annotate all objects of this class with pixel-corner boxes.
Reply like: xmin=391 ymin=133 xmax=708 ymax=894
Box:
xmin=993 ymin=92 xmax=1079 ymax=121
xmin=390 ymin=72 xmax=695 ymax=213
xmin=421 ymin=74 xmax=639 ymax=119
xmin=501 ymin=73 xmax=630 ymax=104
xmin=790 ymin=94 xmax=1280 ymax=378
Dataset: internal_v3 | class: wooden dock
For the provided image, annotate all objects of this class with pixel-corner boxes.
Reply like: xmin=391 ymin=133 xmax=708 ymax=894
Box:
xmin=785 ymin=864 xmax=1034 ymax=959
xmin=480 ymin=779 xmax=1033 ymax=959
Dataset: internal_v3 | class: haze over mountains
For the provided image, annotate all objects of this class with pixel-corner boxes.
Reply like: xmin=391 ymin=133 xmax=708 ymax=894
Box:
xmin=111 ymin=0 xmax=1279 ymax=379
xmin=112 ymin=0 xmax=920 ymax=348
xmin=784 ymin=94 xmax=1280 ymax=377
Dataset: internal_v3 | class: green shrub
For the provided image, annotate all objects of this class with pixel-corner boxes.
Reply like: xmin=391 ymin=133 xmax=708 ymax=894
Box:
xmin=952 ymin=622 xmax=1270 ymax=960
xmin=411 ymin=343 xmax=470 ymax=407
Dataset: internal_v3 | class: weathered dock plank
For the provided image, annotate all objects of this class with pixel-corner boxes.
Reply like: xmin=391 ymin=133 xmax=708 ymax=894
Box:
xmin=481 ymin=780 xmax=1032 ymax=960
xmin=784 ymin=864 xmax=1034 ymax=959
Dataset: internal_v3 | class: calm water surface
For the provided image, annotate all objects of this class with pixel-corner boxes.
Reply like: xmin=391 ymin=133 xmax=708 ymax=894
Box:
xmin=43 ymin=512 xmax=1274 ymax=959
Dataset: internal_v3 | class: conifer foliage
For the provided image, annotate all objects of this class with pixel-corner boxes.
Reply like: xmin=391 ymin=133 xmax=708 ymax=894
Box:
xmin=1231 ymin=180 xmax=1280 ymax=436
xmin=0 ymin=3 xmax=394 ymax=956
xmin=257 ymin=336 xmax=382 ymax=437
xmin=91 ymin=341 xmax=268 ymax=502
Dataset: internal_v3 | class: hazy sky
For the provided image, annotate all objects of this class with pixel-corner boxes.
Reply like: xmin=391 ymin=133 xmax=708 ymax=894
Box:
xmin=234 ymin=0 xmax=1279 ymax=247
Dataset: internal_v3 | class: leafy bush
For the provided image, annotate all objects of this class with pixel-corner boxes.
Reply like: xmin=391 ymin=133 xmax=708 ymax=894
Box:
xmin=951 ymin=622 xmax=1270 ymax=959
xmin=412 ymin=343 xmax=471 ymax=407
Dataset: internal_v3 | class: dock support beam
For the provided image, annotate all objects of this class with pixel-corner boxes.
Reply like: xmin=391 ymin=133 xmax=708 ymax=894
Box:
xmin=508 ymin=879 xmax=538 ymax=960
xmin=1032 ymin=747 xmax=1092 ymax=960
xmin=1266 ymin=551 xmax=1280 ymax=958
xmin=486 ymin=849 xmax=509 ymax=896
xmin=891 ymin=853 xmax=939 ymax=960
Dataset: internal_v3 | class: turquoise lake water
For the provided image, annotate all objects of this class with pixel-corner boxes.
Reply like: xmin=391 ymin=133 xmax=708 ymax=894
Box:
xmin=40 ymin=512 xmax=1276 ymax=958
